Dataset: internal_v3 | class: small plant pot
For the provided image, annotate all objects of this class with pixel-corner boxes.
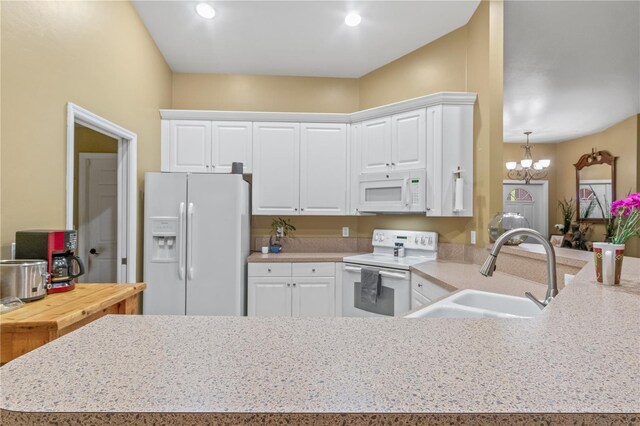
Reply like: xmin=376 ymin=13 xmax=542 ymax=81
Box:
xmin=269 ymin=244 xmax=282 ymax=254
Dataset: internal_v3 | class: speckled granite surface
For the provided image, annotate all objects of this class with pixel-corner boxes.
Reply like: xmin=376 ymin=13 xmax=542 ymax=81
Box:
xmin=2 ymin=258 xmax=639 ymax=423
xmin=410 ymin=261 xmax=547 ymax=297
xmin=248 ymin=252 xmax=361 ymax=263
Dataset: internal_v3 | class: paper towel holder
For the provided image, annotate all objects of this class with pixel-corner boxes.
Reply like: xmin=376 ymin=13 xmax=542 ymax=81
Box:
xmin=453 ymin=166 xmax=465 ymax=213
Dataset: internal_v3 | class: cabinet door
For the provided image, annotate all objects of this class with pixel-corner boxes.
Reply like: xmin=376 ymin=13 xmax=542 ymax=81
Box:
xmin=252 ymin=123 xmax=300 ymax=215
xmin=391 ymin=109 xmax=426 ymax=171
xmin=411 ymin=290 xmax=431 ymax=311
xmin=169 ymin=120 xmax=211 ymax=173
xmin=292 ymin=277 xmax=335 ymax=318
xmin=248 ymin=277 xmax=292 ymax=317
xmin=211 ymin=121 xmax=253 ymax=174
xmin=299 ymin=123 xmax=347 ymax=215
xmin=361 ymin=117 xmax=391 ymax=173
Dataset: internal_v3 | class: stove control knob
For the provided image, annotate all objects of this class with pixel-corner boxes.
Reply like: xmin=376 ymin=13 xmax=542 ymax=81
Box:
xmin=374 ymin=234 xmax=379 ymax=242
xmin=414 ymin=236 xmax=419 ymax=244
xmin=380 ymin=234 xmax=385 ymax=242
xmin=420 ymin=236 xmax=426 ymax=245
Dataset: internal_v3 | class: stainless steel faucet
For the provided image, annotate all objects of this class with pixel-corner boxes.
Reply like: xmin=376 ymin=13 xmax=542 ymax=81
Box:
xmin=479 ymin=228 xmax=558 ymax=309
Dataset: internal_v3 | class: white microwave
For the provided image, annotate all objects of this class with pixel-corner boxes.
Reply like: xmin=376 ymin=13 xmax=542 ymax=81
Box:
xmin=357 ymin=169 xmax=426 ymax=213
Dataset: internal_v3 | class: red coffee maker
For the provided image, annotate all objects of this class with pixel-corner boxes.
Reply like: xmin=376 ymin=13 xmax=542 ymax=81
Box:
xmin=15 ymin=230 xmax=85 ymax=293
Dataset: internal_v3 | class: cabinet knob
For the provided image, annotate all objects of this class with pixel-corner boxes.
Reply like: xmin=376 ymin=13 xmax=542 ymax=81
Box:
xmin=301 ymin=208 xmax=304 ymax=211
xmin=287 ymin=283 xmax=291 ymax=287
xmin=293 ymin=283 xmax=297 ymax=287
xmin=385 ymin=163 xmax=390 ymax=166
xmin=312 ymin=268 xmax=316 ymax=272
xmin=268 ymin=268 xmax=271 ymax=272
xmin=418 ymin=283 xmax=423 ymax=288
xmin=294 ymin=208 xmax=298 ymax=211
xmin=391 ymin=163 xmax=396 ymax=166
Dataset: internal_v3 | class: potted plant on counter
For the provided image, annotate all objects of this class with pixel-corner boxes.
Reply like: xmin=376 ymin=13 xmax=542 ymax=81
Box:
xmin=269 ymin=217 xmax=296 ymax=253
xmin=558 ymin=197 xmax=575 ymax=236
xmin=593 ymin=193 xmax=640 ymax=285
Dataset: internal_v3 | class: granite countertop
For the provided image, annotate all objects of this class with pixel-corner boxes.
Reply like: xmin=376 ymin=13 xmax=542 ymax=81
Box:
xmin=488 ymin=243 xmax=593 ymax=267
xmin=2 ymin=258 xmax=639 ymax=424
xmin=248 ymin=252 xmax=362 ymax=263
xmin=410 ymin=260 xmax=547 ymax=297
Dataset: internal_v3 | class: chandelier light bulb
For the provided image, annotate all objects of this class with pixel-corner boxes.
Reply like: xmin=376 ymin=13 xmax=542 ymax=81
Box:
xmin=520 ymin=158 xmax=533 ymax=168
xmin=505 ymin=162 xmax=517 ymax=170
xmin=539 ymin=159 xmax=551 ymax=168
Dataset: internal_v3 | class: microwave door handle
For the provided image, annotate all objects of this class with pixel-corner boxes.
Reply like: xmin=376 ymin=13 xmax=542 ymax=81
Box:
xmin=404 ymin=178 xmax=410 ymax=206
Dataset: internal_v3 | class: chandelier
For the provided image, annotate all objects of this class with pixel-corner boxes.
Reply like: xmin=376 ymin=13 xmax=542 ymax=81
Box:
xmin=505 ymin=131 xmax=550 ymax=184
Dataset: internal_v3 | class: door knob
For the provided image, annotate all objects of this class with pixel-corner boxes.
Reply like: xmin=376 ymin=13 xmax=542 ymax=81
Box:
xmin=89 ymin=248 xmax=100 ymax=256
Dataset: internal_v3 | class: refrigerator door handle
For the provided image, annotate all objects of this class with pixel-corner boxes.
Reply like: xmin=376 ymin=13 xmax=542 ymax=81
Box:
xmin=187 ymin=202 xmax=194 ymax=280
xmin=178 ymin=202 xmax=185 ymax=280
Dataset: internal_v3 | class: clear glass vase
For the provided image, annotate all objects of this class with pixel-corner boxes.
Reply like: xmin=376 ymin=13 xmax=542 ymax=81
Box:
xmin=488 ymin=212 xmax=531 ymax=245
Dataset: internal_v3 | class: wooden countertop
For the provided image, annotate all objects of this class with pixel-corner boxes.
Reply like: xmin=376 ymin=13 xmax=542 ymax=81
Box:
xmin=1 ymin=283 xmax=145 ymax=363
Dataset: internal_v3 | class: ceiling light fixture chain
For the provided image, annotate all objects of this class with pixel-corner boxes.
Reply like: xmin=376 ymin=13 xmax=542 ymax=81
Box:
xmin=505 ymin=131 xmax=550 ymax=184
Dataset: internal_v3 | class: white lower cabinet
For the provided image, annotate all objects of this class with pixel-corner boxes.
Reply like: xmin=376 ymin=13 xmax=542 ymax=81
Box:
xmin=247 ymin=277 xmax=292 ymax=317
xmin=410 ymin=272 xmax=452 ymax=310
xmin=248 ymin=262 xmax=336 ymax=317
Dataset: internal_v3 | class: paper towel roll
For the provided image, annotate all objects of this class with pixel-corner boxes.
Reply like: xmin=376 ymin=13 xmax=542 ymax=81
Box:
xmin=454 ymin=177 xmax=464 ymax=212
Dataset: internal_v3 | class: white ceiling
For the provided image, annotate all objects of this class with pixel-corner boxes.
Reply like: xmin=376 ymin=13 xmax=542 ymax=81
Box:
xmin=132 ymin=1 xmax=480 ymax=78
xmin=133 ymin=1 xmax=640 ymax=143
xmin=504 ymin=1 xmax=640 ymax=143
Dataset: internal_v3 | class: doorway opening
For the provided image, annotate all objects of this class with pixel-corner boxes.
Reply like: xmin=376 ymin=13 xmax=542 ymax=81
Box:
xmin=66 ymin=103 xmax=137 ymax=283
xmin=503 ymin=180 xmax=549 ymax=240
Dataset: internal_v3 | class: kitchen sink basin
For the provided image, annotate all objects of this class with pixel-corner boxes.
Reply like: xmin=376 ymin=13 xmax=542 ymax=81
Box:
xmin=405 ymin=289 xmax=542 ymax=319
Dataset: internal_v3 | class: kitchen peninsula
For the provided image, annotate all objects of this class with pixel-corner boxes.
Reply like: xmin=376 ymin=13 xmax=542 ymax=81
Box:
xmin=1 ymin=259 xmax=638 ymax=424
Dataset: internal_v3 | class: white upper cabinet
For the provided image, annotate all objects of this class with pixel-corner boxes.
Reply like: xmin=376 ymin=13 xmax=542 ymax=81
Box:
xmin=425 ymin=104 xmax=474 ymax=217
xmin=360 ymin=109 xmax=426 ymax=174
xmin=391 ymin=109 xmax=426 ymax=171
xmin=299 ymin=123 xmax=348 ymax=215
xmin=252 ymin=122 xmax=300 ymax=215
xmin=166 ymin=120 xmax=211 ymax=173
xmin=211 ymin=121 xmax=252 ymax=173
xmin=361 ymin=117 xmax=392 ymax=173
xmin=162 ymin=120 xmax=252 ymax=173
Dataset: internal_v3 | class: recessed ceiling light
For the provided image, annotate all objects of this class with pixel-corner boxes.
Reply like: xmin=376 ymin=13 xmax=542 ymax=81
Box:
xmin=196 ymin=3 xmax=216 ymax=20
xmin=345 ymin=12 xmax=361 ymax=27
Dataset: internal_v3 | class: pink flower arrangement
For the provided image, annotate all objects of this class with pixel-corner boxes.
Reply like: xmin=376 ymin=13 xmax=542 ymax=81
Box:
xmin=610 ymin=192 xmax=640 ymax=244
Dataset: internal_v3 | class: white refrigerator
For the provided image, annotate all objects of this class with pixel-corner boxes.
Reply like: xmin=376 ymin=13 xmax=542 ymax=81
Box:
xmin=143 ymin=173 xmax=250 ymax=315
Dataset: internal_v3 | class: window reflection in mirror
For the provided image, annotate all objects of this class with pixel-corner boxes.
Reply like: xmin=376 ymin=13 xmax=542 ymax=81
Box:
xmin=574 ymin=150 xmax=616 ymax=223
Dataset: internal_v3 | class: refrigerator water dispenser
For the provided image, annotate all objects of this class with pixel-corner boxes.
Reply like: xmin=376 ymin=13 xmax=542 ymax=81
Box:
xmin=150 ymin=217 xmax=178 ymax=262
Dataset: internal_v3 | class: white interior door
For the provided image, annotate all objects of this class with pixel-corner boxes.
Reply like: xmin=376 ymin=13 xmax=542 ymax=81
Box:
xmin=503 ymin=181 xmax=548 ymax=239
xmin=79 ymin=154 xmax=118 ymax=283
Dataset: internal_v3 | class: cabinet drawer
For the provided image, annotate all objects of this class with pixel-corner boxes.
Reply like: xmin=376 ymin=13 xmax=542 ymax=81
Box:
xmin=411 ymin=273 xmax=451 ymax=301
xmin=248 ymin=263 xmax=292 ymax=277
xmin=292 ymin=262 xmax=335 ymax=277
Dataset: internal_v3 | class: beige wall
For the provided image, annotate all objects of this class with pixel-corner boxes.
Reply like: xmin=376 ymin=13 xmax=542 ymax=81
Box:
xmin=175 ymin=1 xmax=504 ymax=247
xmin=503 ymin=114 xmax=639 ymax=256
xmin=72 ymin=126 xmax=118 ymax=229
xmin=1 ymin=1 xmax=173 ymax=280
xmin=556 ymin=114 xmax=639 ymax=256
xmin=173 ymin=74 xmax=359 ymax=113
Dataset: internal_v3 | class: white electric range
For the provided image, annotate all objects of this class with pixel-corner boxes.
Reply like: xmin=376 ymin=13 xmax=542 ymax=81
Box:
xmin=342 ymin=229 xmax=438 ymax=317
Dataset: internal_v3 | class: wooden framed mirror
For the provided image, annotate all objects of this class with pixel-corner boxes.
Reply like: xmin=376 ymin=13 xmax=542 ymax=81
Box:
xmin=574 ymin=149 xmax=617 ymax=223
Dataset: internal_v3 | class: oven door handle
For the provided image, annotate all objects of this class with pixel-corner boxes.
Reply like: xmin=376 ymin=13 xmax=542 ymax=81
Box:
xmin=380 ymin=271 xmax=409 ymax=280
xmin=344 ymin=265 xmax=408 ymax=280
